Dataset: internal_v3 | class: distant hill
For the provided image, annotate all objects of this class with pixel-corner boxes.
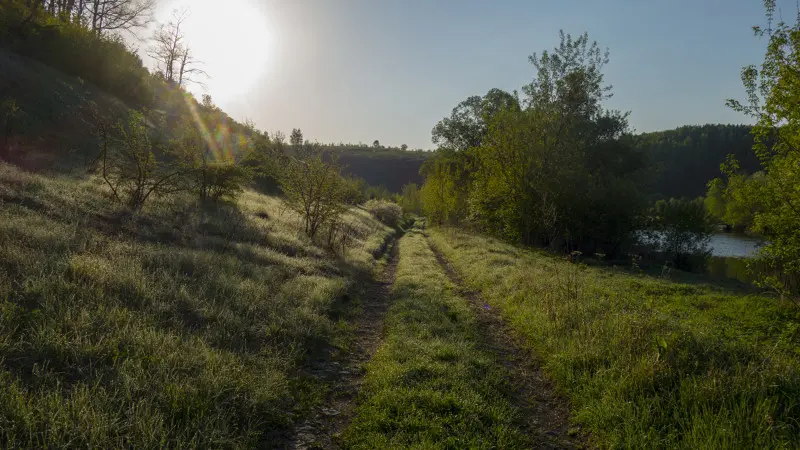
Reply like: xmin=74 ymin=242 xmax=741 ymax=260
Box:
xmin=635 ymin=124 xmax=760 ymax=199
xmin=323 ymin=146 xmax=430 ymax=193
xmin=323 ymin=124 xmax=762 ymax=197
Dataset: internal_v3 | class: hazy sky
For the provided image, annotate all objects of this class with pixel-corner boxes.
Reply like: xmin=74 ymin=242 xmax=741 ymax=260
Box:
xmin=144 ymin=0 xmax=788 ymax=149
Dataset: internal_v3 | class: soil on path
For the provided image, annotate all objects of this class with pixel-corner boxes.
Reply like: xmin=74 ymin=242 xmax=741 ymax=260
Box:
xmin=283 ymin=241 xmax=400 ymax=450
xmin=425 ymin=235 xmax=587 ymax=449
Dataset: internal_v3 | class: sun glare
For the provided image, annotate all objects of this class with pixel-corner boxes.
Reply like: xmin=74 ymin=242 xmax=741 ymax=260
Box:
xmin=158 ymin=0 xmax=273 ymax=102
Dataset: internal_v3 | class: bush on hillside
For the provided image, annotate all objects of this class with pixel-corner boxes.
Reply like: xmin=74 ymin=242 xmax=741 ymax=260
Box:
xmin=365 ymin=199 xmax=402 ymax=228
xmin=280 ymin=154 xmax=347 ymax=239
xmin=98 ymin=110 xmax=187 ymax=211
xmin=396 ymin=182 xmax=423 ymax=214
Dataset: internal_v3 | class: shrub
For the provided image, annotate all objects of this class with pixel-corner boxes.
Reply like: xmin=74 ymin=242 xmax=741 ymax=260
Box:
xmin=397 ymin=182 xmax=423 ymax=214
xmin=365 ymin=199 xmax=402 ymax=227
xmin=97 ymin=110 xmax=187 ymax=211
xmin=200 ymin=163 xmax=251 ymax=201
xmin=280 ymin=154 xmax=347 ymax=239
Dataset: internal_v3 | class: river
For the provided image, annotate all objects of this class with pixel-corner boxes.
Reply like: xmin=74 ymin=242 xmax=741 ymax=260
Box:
xmin=708 ymin=233 xmax=763 ymax=258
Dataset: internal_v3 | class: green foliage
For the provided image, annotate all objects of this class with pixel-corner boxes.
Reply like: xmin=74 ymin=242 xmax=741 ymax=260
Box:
xmin=725 ymin=1 xmax=800 ymax=307
xmin=705 ymin=156 xmax=765 ymax=231
xmin=646 ymin=197 xmax=714 ymax=271
xmin=420 ymin=149 xmax=469 ymax=225
xmin=280 ymin=154 xmax=347 ymax=239
xmin=396 ymin=182 xmax=423 ymax=214
xmin=289 ymin=128 xmax=303 ymax=146
xmin=342 ymin=230 xmax=531 ymax=448
xmin=98 ymin=110 xmax=187 ymax=211
xmin=364 ymin=199 xmax=402 ymax=228
xmin=430 ymin=228 xmax=800 ymax=448
xmin=422 ymin=31 xmax=647 ymax=255
xmin=172 ymin=117 xmax=253 ymax=203
xmin=431 ymin=88 xmax=519 ymax=151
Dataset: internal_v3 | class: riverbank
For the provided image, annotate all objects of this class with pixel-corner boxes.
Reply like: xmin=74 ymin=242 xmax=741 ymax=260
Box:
xmin=428 ymin=226 xmax=800 ymax=448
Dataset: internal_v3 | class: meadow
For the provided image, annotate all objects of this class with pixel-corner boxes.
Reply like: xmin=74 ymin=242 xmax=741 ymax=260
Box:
xmin=428 ymin=227 xmax=800 ymax=448
xmin=0 ymin=162 xmax=394 ymax=448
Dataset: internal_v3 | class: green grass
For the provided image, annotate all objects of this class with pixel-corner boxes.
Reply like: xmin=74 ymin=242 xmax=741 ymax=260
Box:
xmin=341 ymin=226 xmax=530 ymax=449
xmin=0 ymin=163 xmax=394 ymax=448
xmin=428 ymin=227 xmax=800 ymax=449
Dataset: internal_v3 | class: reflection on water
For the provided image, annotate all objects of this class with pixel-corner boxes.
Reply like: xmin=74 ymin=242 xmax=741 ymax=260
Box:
xmin=708 ymin=256 xmax=753 ymax=284
xmin=707 ymin=234 xmax=764 ymax=284
xmin=708 ymin=233 xmax=763 ymax=258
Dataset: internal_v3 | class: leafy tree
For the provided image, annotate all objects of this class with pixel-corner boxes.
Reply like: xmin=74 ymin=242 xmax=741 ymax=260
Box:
xmin=397 ymin=183 xmax=423 ymax=214
xmin=425 ymin=31 xmax=647 ymax=255
xmin=172 ymin=117 xmax=250 ymax=202
xmin=372 ymin=140 xmax=381 ymax=149
xmin=400 ymin=144 xmax=408 ymax=151
xmin=280 ymin=154 xmax=347 ymax=239
xmin=705 ymin=156 xmax=764 ymax=231
xmin=290 ymin=128 xmax=304 ymax=146
xmin=420 ymin=149 xmax=470 ymax=225
xmin=97 ymin=110 xmax=187 ymax=211
xmin=726 ymin=0 xmax=800 ymax=306
xmin=431 ymin=88 xmax=519 ymax=151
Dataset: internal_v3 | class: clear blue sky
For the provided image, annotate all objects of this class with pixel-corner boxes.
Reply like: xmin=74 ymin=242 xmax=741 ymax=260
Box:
xmin=152 ymin=0 xmax=792 ymax=149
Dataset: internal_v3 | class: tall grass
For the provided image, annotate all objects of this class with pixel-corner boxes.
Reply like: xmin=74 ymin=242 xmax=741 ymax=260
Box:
xmin=429 ymin=227 xmax=800 ymax=449
xmin=0 ymin=163 xmax=394 ymax=448
xmin=341 ymin=227 xmax=530 ymax=449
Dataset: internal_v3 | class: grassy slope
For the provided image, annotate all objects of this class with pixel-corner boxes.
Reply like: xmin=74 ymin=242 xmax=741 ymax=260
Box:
xmin=0 ymin=163 xmax=394 ymax=448
xmin=429 ymin=228 xmax=800 ymax=449
xmin=0 ymin=48 xmax=131 ymax=171
xmin=342 ymin=226 xmax=530 ymax=449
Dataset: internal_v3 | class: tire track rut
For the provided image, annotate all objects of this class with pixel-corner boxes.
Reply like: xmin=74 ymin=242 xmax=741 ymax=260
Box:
xmin=425 ymin=235 xmax=586 ymax=449
xmin=284 ymin=241 xmax=400 ymax=449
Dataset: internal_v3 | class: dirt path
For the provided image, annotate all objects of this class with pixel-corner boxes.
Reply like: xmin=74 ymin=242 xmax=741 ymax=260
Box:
xmin=425 ymin=236 xmax=586 ymax=449
xmin=284 ymin=241 xmax=400 ymax=450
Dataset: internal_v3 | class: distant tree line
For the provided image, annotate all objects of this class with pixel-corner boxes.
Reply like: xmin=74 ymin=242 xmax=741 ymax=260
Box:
xmin=636 ymin=124 xmax=760 ymax=200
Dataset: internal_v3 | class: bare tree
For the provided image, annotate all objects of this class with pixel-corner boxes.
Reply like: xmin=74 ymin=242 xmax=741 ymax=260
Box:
xmin=23 ymin=0 xmax=153 ymax=33
xmin=86 ymin=0 xmax=154 ymax=34
xmin=149 ymin=9 xmax=207 ymax=88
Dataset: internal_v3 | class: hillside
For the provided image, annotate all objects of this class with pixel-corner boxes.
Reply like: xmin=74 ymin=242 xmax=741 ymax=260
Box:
xmin=0 ymin=162 xmax=396 ymax=447
xmin=637 ymin=124 xmax=760 ymax=199
xmin=323 ymin=125 xmax=761 ymax=198
xmin=323 ymin=146 xmax=428 ymax=193
xmin=0 ymin=48 xmax=130 ymax=170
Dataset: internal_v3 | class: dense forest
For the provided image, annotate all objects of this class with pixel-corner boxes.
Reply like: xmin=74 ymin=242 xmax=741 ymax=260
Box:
xmin=637 ymin=124 xmax=760 ymax=199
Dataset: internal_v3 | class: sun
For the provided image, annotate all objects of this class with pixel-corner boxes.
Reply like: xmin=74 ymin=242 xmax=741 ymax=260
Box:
xmin=156 ymin=0 xmax=274 ymax=103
